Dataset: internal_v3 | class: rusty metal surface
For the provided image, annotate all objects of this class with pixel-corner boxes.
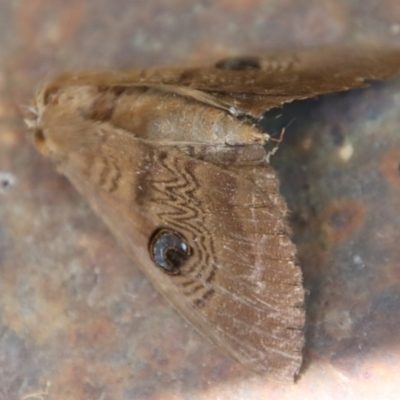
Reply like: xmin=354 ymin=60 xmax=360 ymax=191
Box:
xmin=1 ymin=1 xmax=400 ymax=399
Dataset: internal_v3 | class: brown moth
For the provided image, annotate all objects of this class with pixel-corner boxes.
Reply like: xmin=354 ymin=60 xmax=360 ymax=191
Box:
xmin=25 ymin=45 xmax=400 ymax=382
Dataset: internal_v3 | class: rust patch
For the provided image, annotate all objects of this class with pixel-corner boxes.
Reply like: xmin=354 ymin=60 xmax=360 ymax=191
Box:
xmin=379 ymin=148 xmax=400 ymax=188
xmin=322 ymin=200 xmax=366 ymax=243
xmin=69 ymin=317 xmax=116 ymax=349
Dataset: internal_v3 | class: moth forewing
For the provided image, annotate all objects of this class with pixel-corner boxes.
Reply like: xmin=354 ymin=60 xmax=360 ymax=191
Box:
xmin=59 ymin=143 xmax=305 ymax=381
xmin=27 ymin=45 xmax=400 ymax=381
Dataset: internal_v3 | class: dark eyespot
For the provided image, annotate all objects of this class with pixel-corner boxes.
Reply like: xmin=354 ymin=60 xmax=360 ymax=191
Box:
xmin=149 ymin=228 xmax=192 ymax=274
xmin=215 ymin=56 xmax=261 ymax=71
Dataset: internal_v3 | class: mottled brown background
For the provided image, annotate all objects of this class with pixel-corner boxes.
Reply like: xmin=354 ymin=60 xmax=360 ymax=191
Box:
xmin=1 ymin=1 xmax=400 ymax=399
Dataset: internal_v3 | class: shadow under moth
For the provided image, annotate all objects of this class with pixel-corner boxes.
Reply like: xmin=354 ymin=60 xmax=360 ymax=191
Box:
xmin=25 ymin=45 xmax=400 ymax=382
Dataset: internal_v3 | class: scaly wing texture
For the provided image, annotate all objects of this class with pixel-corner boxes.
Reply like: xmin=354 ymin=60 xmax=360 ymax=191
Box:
xmin=52 ymin=119 xmax=304 ymax=381
xmin=43 ymin=45 xmax=400 ymax=117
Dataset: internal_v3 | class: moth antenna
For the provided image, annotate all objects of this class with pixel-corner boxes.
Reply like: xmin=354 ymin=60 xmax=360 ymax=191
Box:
xmin=268 ymin=126 xmax=286 ymax=144
xmin=265 ymin=117 xmax=296 ymax=162
xmin=269 ymin=117 xmax=296 ymax=143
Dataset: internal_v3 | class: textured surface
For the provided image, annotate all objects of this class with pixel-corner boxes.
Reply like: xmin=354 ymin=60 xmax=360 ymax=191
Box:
xmin=2 ymin=1 xmax=400 ymax=399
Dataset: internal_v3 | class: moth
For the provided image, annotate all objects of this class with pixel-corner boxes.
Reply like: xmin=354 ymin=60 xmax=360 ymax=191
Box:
xmin=25 ymin=45 xmax=400 ymax=382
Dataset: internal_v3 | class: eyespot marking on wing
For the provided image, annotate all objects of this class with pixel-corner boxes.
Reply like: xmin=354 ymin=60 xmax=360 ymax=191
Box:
xmin=149 ymin=228 xmax=192 ymax=274
xmin=215 ymin=56 xmax=262 ymax=71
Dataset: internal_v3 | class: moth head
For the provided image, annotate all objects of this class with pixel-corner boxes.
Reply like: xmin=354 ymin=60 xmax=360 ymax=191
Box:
xmin=149 ymin=228 xmax=192 ymax=275
xmin=25 ymin=83 xmax=103 ymax=160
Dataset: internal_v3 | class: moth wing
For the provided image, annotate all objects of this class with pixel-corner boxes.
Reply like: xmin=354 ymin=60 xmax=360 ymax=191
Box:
xmin=59 ymin=131 xmax=304 ymax=382
xmin=148 ymin=45 xmax=400 ymax=116
xmin=48 ymin=45 xmax=400 ymax=118
xmin=198 ymin=45 xmax=400 ymax=116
